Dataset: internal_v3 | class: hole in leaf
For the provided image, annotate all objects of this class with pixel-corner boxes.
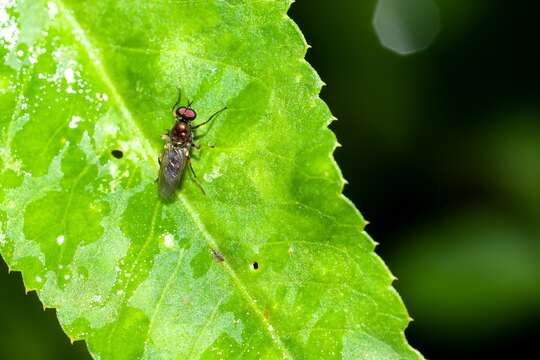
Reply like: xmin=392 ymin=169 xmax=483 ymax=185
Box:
xmin=111 ymin=150 xmax=123 ymax=159
xmin=252 ymin=262 xmax=259 ymax=270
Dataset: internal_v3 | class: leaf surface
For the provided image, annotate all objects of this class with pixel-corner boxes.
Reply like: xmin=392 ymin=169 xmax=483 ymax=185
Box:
xmin=0 ymin=0 xmax=421 ymax=358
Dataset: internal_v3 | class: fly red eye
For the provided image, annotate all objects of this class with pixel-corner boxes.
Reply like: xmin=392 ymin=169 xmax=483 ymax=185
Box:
xmin=175 ymin=107 xmax=197 ymax=120
xmin=175 ymin=107 xmax=187 ymax=118
xmin=183 ymin=108 xmax=196 ymax=120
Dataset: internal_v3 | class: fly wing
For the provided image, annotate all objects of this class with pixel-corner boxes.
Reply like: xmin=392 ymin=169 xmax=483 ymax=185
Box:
xmin=158 ymin=144 xmax=187 ymax=199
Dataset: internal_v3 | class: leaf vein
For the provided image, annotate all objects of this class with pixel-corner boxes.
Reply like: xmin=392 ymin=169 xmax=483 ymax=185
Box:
xmin=146 ymin=248 xmax=188 ymax=344
xmin=178 ymin=196 xmax=294 ymax=359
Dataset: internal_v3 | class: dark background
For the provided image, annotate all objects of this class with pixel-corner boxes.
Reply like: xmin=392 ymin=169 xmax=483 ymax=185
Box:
xmin=1 ymin=0 xmax=539 ymax=358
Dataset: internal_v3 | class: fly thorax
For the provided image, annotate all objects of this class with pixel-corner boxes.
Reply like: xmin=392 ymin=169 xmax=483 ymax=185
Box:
xmin=171 ymin=121 xmax=191 ymax=144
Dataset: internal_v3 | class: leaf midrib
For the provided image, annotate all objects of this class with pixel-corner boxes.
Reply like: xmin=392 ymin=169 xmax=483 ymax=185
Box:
xmin=55 ymin=1 xmax=292 ymax=358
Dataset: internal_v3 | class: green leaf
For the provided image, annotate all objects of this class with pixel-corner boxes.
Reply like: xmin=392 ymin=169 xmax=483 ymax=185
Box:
xmin=0 ymin=0 xmax=421 ymax=358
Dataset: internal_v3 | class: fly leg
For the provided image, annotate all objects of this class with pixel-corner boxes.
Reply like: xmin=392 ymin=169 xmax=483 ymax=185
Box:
xmin=155 ymin=156 xmax=162 ymax=183
xmin=187 ymin=158 xmax=207 ymax=195
xmin=190 ymin=143 xmax=215 ymax=161
xmin=192 ymin=106 xmax=227 ymax=129
xmin=191 ymin=143 xmax=215 ymax=150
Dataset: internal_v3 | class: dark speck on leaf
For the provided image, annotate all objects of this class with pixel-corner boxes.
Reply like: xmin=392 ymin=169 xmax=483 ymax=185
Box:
xmin=252 ymin=262 xmax=259 ymax=270
xmin=111 ymin=150 xmax=123 ymax=159
xmin=212 ymin=249 xmax=224 ymax=262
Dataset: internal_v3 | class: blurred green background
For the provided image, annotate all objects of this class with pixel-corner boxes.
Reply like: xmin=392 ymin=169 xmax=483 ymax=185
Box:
xmin=1 ymin=0 xmax=539 ymax=358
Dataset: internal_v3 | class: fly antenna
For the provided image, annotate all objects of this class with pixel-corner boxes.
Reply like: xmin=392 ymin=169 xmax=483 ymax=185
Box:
xmin=172 ymin=87 xmax=182 ymax=112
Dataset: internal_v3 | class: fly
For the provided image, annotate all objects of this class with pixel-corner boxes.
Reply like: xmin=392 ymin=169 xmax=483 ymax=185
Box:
xmin=158 ymin=89 xmax=226 ymax=199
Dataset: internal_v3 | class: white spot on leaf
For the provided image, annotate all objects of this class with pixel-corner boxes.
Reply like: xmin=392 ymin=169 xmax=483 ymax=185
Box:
xmin=163 ymin=233 xmax=175 ymax=248
xmin=47 ymin=2 xmax=58 ymax=18
xmin=64 ymin=68 xmax=75 ymax=83
xmin=204 ymin=166 xmax=222 ymax=183
xmin=0 ymin=0 xmax=19 ymax=52
xmin=68 ymin=115 xmax=82 ymax=129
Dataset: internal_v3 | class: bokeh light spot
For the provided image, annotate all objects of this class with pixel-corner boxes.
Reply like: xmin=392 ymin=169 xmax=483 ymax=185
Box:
xmin=373 ymin=0 xmax=440 ymax=55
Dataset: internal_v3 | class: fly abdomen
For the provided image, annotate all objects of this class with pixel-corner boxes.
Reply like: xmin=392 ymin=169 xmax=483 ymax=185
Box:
xmin=158 ymin=144 xmax=187 ymax=199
